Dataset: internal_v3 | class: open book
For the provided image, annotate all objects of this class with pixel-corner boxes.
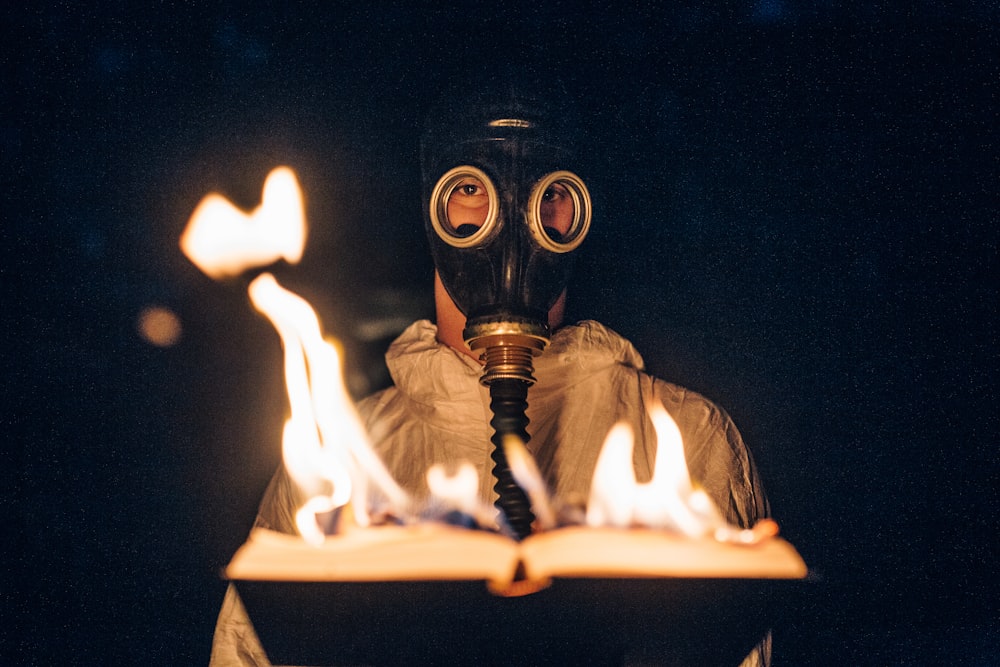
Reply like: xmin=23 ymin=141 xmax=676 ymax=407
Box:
xmin=226 ymin=524 xmax=807 ymax=595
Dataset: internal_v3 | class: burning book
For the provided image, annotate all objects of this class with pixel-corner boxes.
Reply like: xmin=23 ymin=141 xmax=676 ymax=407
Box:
xmin=227 ymin=522 xmax=804 ymax=593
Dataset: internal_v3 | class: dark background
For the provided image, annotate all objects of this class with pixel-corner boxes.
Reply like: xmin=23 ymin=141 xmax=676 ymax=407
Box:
xmin=4 ymin=2 xmax=997 ymax=664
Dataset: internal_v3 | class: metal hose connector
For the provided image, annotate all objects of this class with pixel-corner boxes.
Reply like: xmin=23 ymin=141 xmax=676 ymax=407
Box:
xmin=465 ymin=318 xmax=548 ymax=386
xmin=479 ymin=344 xmax=537 ymax=384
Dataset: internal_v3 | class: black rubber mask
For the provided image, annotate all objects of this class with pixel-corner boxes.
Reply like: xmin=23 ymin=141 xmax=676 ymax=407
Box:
xmin=421 ymin=90 xmax=591 ymax=343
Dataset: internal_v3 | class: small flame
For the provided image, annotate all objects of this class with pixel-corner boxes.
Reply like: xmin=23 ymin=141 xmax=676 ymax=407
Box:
xmin=426 ymin=463 xmax=483 ymax=518
xmin=180 ymin=166 xmax=306 ymax=279
xmin=504 ymin=435 xmax=557 ymax=531
xmin=587 ymin=402 xmax=770 ymax=543
xmin=182 ymin=168 xmax=408 ymax=546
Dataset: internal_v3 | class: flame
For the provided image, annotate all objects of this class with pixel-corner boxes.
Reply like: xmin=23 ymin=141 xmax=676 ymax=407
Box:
xmin=586 ymin=402 xmax=771 ymax=543
xmin=247 ymin=273 xmax=409 ymax=546
xmin=584 ymin=423 xmax=638 ymax=529
xmin=180 ymin=166 xmax=306 ymax=279
xmin=504 ymin=435 xmax=557 ymax=531
xmin=182 ymin=168 xmax=408 ymax=546
xmin=426 ymin=463 xmax=480 ymax=515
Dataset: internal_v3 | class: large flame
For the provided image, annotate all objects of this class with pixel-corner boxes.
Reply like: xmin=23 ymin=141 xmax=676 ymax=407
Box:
xmin=587 ymin=402 xmax=776 ymax=543
xmin=182 ymin=167 xmax=408 ymax=545
xmin=247 ymin=274 xmax=409 ymax=543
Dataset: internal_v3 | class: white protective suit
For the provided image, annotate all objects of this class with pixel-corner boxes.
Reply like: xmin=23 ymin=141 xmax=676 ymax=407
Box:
xmin=210 ymin=319 xmax=771 ymax=666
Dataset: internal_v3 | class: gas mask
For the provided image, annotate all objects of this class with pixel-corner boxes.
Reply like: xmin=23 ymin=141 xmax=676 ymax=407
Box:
xmin=421 ymin=88 xmax=592 ymax=384
xmin=420 ymin=86 xmax=592 ymax=539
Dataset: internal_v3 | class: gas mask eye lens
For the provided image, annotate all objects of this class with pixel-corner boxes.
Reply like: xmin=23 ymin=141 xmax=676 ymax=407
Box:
xmin=429 ymin=166 xmax=499 ymax=248
xmin=449 ymin=178 xmax=489 ymax=236
xmin=540 ymin=182 xmax=572 ymax=240
xmin=528 ymin=171 xmax=591 ymax=253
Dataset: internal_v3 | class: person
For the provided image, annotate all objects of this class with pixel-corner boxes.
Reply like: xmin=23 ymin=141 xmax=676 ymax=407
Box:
xmin=210 ymin=81 xmax=771 ymax=666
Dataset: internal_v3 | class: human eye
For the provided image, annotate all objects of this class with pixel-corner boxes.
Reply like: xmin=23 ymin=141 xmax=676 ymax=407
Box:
xmin=542 ymin=183 xmax=569 ymax=202
xmin=455 ymin=178 xmax=486 ymax=198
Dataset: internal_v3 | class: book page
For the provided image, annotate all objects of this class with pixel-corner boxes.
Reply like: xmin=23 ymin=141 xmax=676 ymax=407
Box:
xmin=519 ymin=526 xmax=808 ymax=581
xmin=226 ymin=526 xmax=520 ymax=583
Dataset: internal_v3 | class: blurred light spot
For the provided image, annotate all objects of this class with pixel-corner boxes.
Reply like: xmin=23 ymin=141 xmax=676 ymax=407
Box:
xmin=138 ymin=306 xmax=182 ymax=347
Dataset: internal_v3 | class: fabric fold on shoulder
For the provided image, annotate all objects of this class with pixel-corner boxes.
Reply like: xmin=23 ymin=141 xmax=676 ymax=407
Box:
xmin=384 ymin=320 xmax=483 ymax=408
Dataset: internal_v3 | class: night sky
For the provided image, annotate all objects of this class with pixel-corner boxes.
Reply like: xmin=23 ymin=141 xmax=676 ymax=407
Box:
xmin=5 ymin=3 xmax=997 ymax=665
